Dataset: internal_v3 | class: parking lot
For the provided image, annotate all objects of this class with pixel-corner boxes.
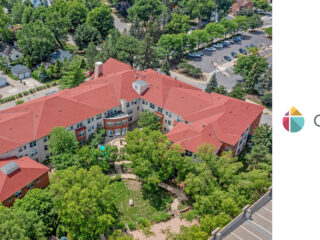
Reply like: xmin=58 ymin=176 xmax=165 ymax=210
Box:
xmin=188 ymin=30 xmax=272 ymax=90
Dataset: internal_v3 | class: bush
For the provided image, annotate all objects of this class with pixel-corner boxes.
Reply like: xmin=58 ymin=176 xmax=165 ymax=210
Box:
xmin=137 ymin=217 xmax=150 ymax=227
xmin=32 ymin=71 xmax=40 ymax=80
xmin=261 ymin=92 xmax=272 ymax=107
xmin=23 ymin=91 xmax=29 ymax=96
xmin=15 ymin=99 xmax=24 ymax=105
xmin=117 ymin=222 xmax=126 ymax=230
xmin=152 ymin=211 xmax=171 ymax=223
xmin=128 ymin=221 xmax=137 ymax=230
xmin=177 ymin=62 xmax=203 ymax=79
xmin=114 ymin=174 xmax=121 ymax=181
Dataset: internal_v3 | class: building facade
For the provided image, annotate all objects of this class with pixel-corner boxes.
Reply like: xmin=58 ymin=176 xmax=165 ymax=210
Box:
xmin=0 ymin=58 xmax=264 ymax=163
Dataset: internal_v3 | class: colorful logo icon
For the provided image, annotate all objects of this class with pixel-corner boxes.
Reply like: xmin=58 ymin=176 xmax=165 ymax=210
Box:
xmin=283 ymin=107 xmax=304 ymax=132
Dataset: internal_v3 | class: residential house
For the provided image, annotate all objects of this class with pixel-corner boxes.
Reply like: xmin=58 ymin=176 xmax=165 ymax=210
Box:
xmin=0 ymin=156 xmax=50 ymax=207
xmin=0 ymin=58 xmax=263 ymax=163
xmin=47 ymin=49 xmax=73 ymax=65
xmin=0 ymin=43 xmax=23 ymax=62
xmin=10 ymin=65 xmax=31 ymax=80
xmin=230 ymin=0 xmax=254 ymax=15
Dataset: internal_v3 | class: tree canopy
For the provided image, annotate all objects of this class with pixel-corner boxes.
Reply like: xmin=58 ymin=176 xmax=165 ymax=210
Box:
xmin=138 ymin=111 xmax=161 ymax=130
xmin=50 ymin=166 xmax=119 ymax=239
xmin=87 ymin=5 xmax=114 ymax=37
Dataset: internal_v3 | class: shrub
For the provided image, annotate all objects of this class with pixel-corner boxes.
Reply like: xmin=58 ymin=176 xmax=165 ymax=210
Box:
xmin=137 ymin=217 xmax=150 ymax=227
xmin=15 ymin=99 xmax=24 ymax=105
xmin=261 ymin=92 xmax=272 ymax=107
xmin=177 ymin=62 xmax=203 ymax=79
xmin=128 ymin=221 xmax=137 ymax=230
xmin=117 ymin=222 xmax=126 ymax=230
xmin=23 ymin=91 xmax=29 ymax=96
xmin=152 ymin=211 xmax=171 ymax=223
xmin=115 ymin=174 xmax=121 ymax=181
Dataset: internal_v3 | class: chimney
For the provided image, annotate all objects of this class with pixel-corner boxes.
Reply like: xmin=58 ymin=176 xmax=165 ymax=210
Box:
xmin=94 ymin=62 xmax=103 ymax=79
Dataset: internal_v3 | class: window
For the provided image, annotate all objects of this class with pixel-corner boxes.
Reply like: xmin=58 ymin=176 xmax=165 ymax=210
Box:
xmin=46 ymin=154 xmax=49 ymax=159
xmin=97 ymin=122 xmax=103 ymax=128
xmin=77 ymin=122 xmax=83 ymax=129
xmin=122 ymin=127 xmax=127 ymax=135
xmin=115 ymin=121 xmax=121 ymax=126
xmin=23 ymin=146 xmax=26 ymax=150
xmin=87 ymin=119 xmax=91 ymax=124
xmin=122 ymin=119 xmax=128 ymax=124
xmin=137 ymin=107 xmax=139 ymax=111
xmin=31 ymin=150 xmax=38 ymax=157
xmin=150 ymin=103 xmax=155 ymax=109
xmin=134 ymin=99 xmax=137 ymax=104
xmin=225 ymin=147 xmax=230 ymax=151
xmin=29 ymin=141 xmax=36 ymax=148
xmin=239 ymin=140 xmax=243 ymax=145
xmin=19 ymin=147 xmax=23 ymax=153
xmin=78 ymin=130 xmax=85 ymax=137
xmin=14 ymin=190 xmax=22 ymax=198
xmin=44 ymin=145 xmax=48 ymax=151
xmin=70 ymin=126 xmax=73 ymax=130
xmin=165 ymin=120 xmax=167 ymax=123
xmin=127 ymin=109 xmax=133 ymax=114
xmin=126 ymin=102 xmax=130 ymax=107
xmin=115 ymin=129 xmax=121 ymax=136
xmin=177 ymin=116 xmax=182 ymax=122
xmin=168 ymin=120 xmax=171 ymax=126
xmin=129 ymin=116 xmax=133 ymax=122
xmin=88 ymin=127 xmax=91 ymax=132
xmin=27 ymin=182 xmax=34 ymax=190
xmin=113 ymin=108 xmax=117 ymax=114
xmin=35 ymin=158 xmax=39 ymax=162
xmin=157 ymin=107 xmax=163 ymax=113
xmin=96 ymin=114 xmax=102 ymax=120
xmin=43 ymin=136 xmax=47 ymax=142
xmin=142 ymin=99 xmax=145 ymax=104
xmin=107 ymin=122 xmax=113 ymax=127
xmin=168 ymin=112 xmax=172 ymax=117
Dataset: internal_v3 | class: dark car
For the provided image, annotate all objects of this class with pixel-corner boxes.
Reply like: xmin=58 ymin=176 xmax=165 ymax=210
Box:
xmin=214 ymin=43 xmax=224 ymax=49
xmin=221 ymin=41 xmax=229 ymax=47
xmin=224 ymin=56 xmax=232 ymax=61
xmin=239 ymin=48 xmax=247 ymax=54
xmin=231 ymin=52 xmax=238 ymax=58
xmin=233 ymin=38 xmax=241 ymax=43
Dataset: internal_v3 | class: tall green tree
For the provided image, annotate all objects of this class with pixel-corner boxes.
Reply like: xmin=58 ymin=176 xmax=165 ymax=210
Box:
xmin=48 ymin=127 xmax=78 ymax=156
xmin=205 ymin=74 xmax=218 ymax=93
xmin=114 ymin=35 xmax=140 ymax=66
xmin=0 ymin=7 xmax=15 ymax=44
xmin=59 ymin=58 xmax=86 ymax=89
xmin=214 ymin=85 xmax=228 ymax=95
xmin=85 ymin=41 xmax=98 ymax=70
xmin=253 ymin=0 xmax=272 ymax=11
xmin=17 ymin=20 xmax=56 ymax=65
xmin=248 ymin=14 xmax=263 ymax=29
xmin=190 ymin=29 xmax=208 ymax=49
xmin=74 ymin=23 xmax=101 ymax=50
xmin=184 ymin=0 xmax=215 ymax=20
xmin=87 ymin=5 xmax=114 ymax=37
xmin=166 ymin=14 xmax=190 ymax=34
xmin=82 ymin=0 xmax=101 ymax=10
xmin=13 ymin=188 xmax=59 ymax=236
xmin=49 ymin=166 xmax=119 ymax=239
xmin=220 ymin=17 xmax=238 ymax=36
xmin=67 ymin=2 xmax=88 ymax=30
xmin=229 ymin=83 xmax=246 ymax=100
xmin=129 ymin=14 xmax=145 ymax=40
xmin=137 ymin=111 xmax=160 ymax=130
xmin=136 ymin=33 xmax=160 ymax=70
xmin=128 ymin=0 xmax=163 ymax=26
xmin=205 ymin=22 xmax=225 ymax=39
xmin=161 ymin=57 xmax=170 ymax=75
xmin=0 ymin=206 xmax=46 ymax=240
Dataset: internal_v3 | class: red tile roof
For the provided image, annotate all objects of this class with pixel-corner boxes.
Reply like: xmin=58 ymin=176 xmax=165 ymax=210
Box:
xmin=0 ymin=58 xmax=264 ymax=155
xmin=0 ymin=157 xmax=49 ymax=202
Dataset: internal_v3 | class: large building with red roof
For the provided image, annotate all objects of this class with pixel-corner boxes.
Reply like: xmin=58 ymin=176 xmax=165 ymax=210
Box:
xmin=0 ymin=58 xmax=263 ymax=162
xmin=0 ymin=156 xmax=50 ymax=207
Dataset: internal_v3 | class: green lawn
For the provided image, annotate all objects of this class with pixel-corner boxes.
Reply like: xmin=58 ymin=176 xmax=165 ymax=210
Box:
xmin=112 ymin=180 xmax=173 ymax=224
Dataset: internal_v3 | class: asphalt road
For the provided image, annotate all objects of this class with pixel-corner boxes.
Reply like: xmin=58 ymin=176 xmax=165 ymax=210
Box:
xmin=188 ymin=30 xmax=272 ymax=90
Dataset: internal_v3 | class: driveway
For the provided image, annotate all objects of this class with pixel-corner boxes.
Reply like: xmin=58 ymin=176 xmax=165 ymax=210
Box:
xmin=188 ymin=30 xmax=272 ymax=90
xmin=112 ymin=13 xmax=131 ymax=33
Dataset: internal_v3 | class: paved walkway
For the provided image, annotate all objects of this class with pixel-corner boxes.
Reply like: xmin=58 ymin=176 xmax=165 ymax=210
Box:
xmin=245 ymin=99 xmax=272 ymax=116
xmin=170 ymin=71 xmax=206 ymax=90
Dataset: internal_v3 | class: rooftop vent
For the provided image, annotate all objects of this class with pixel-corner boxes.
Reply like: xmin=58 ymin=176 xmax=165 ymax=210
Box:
xmin=132 ymin=80 xmax=149 ymax=95
xmin=1 ymin=161 xmax=19 ymax=175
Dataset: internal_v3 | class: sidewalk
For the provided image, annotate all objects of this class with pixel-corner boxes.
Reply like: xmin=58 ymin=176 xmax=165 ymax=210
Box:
xmin=169 ymin=71 xmax=207 ymax=90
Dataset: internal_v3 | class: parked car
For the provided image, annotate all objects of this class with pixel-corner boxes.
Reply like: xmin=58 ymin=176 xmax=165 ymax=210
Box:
xmin=224 ymin=56 xmax=232 ymax=61
xmin=228 ymin=39 xmax=235 ymax=44
xmin=205 ymin=47 xmax=216 ymax=52
xmin=221 ymin=41 xmax=229 ymax=47
xmin=197 ymin=51 xmax=204 ymax=56
xmin=188 ymin=52 xmax=202 ymax=58
xmin=235 ymin=35 xmax=243 ymax=40
xmin=224 ymin=40 xmax=231 ymax=45
xmin=233 ymin=37 xmax=241 ymax=43
xmin=214 ymin=44 xmax=224 ymax=49
xmin=84 ymin=71 xmax=93 ymax=76
xmin=239 ymin=48 xmax=247 ymax=54
xmin=231 ymin=52 xmax=238 ymax=58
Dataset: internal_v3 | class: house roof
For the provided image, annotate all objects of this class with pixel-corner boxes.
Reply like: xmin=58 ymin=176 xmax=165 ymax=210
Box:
xmin=0 ymin=156 xmax=49 ymax=202
xmin=0 ymin=58 xmax=263 ymax=155
xmin=10 ymin=65 xmax=30 ymax=75
xmin=48 ymin=49 xmax=73 ymax=64
xmin=0 ymin=43 xmax=21 ymax=57
xmin=235 ymin=0 xmax=252 ymax=7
